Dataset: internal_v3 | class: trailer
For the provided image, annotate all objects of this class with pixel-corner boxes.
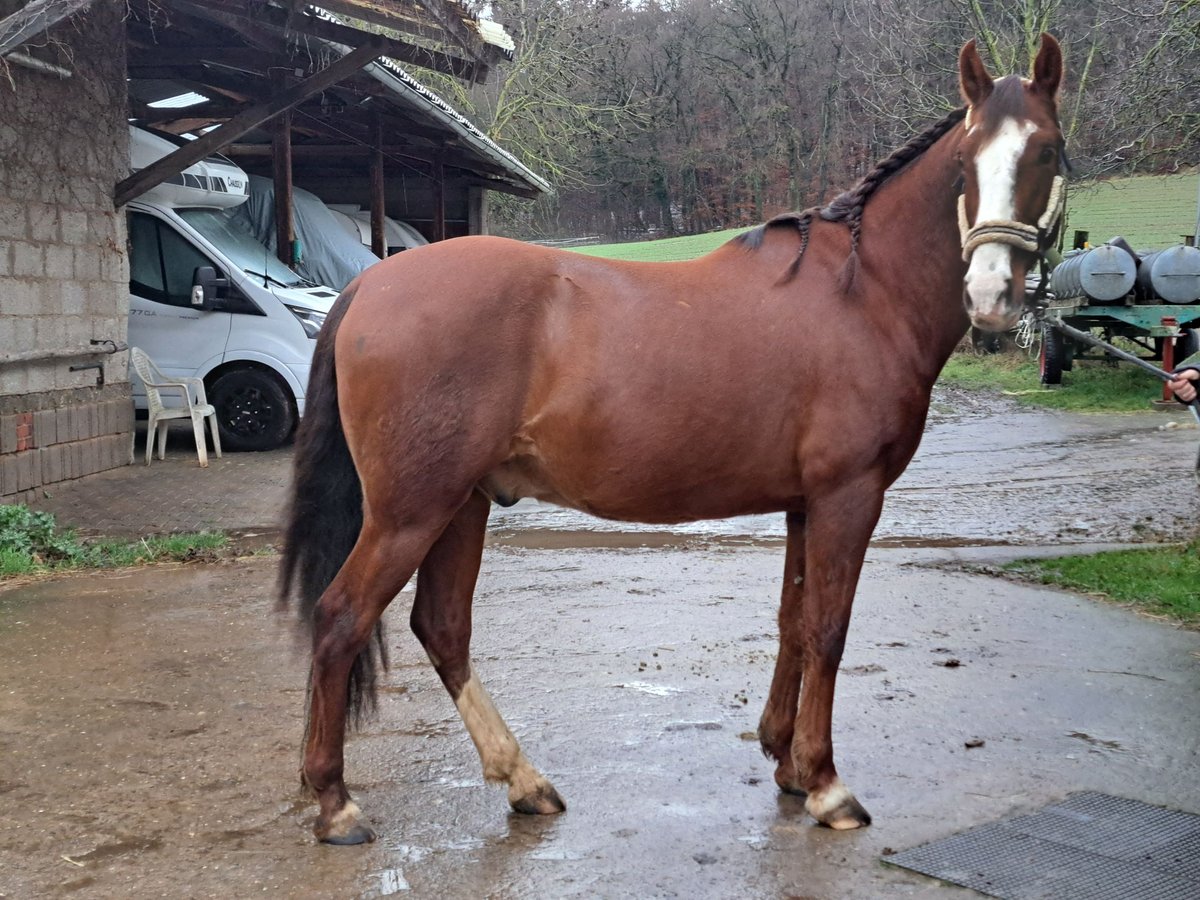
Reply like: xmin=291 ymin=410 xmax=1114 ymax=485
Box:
xmin=1038 ymin=239 xmax=1200 ymax=390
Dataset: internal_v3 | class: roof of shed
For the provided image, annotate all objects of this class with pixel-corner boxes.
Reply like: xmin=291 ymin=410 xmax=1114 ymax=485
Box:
xmin=6 ymin=0 xmax=548 ymax=197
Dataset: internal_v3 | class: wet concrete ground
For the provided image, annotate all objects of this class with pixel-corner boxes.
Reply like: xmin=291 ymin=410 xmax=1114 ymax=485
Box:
xmin=2 ymin=392 xmax=1199 ymax=898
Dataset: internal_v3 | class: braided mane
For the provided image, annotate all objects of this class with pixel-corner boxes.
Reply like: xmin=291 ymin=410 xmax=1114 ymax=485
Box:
xmin=734 ymin=106 xmax=968 ymax=282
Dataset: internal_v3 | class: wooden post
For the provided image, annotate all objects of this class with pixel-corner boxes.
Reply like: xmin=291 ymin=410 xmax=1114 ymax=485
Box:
xmin=370 ymin=114 xmax=386 ymax=258
xmin=431 ymin=151 xmax=446 ymax=243
xmin=272 ymin=72 xmax=294 ymax=268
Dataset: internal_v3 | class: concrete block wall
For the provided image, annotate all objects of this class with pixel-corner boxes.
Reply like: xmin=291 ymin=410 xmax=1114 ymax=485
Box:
xmin=0 ymin=4 xmax=132 ymax=503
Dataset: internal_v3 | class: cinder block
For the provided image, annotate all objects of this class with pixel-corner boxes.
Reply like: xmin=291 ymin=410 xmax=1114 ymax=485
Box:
xmin=73 ymin=246 xmax=101 ymax=280
xmin=0 ymin=415 xmax=16 ymax=454
xmin=4 ymin=278 xmax=43 ymax=315
xmin=40 ymin=445 xmax=62 ymax=484
xmin=99 ymin=248 xmax=125 ymax=283
xmin=60 ymin=211 xmax=88 ymax=244
xmin=70 ymin=406 xmax=86 ymax=442
xmin=68 ymin=443 xmax=85 ymax=480
xmin=81 ymin=437 xmax=99 ymax=476
xmin=61 ymin=281 xmax=87 ymax=316
xmin=0 ymin=198 xmax=23 ymax=240
xmin=44 ymin=244 xmax=75 ymax=280
xmin=34 ymin=409 xmax=58 ymax=446
xmin=16 ymin=450 xmax=38 ymax=492
xmin=0 ymin=243 xmax=9 ymax=277
xmin=28 ymin=203 xmax=58 ymax=242
xmin=115 ymin=398 xmax=134 ymax=431
xmin=0 ymin=456 xmax=18 ymax=498
xmin=0 ymin=365 xmax=28 ymax=396
xmin=56 ymin=407 xmax=71 ymax=444
xmin=103 ymin=434 xmax=128 ymax=470
xmin=11 ymin=242 xmax=44 ymax=278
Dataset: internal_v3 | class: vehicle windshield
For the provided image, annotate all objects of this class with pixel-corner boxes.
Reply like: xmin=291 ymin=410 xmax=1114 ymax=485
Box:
xmin=178 ymin=209 xmax=306 ymax=288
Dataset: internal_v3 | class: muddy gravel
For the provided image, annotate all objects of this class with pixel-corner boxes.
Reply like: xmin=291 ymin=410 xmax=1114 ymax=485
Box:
xmin=1 ymin=391 xmax=1198 ymax=899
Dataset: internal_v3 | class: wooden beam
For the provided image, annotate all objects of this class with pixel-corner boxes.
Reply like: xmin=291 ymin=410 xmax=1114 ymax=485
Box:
xmin=302 ymin=0 xmax=465 ymax=49
xmin=431 ymin=151 xmax=445 ymax=242
xmin=273 ymin=71 xmax=295 ymax=268
xmin=369 ymin=114 xmax=386 ymax=257
xmin=224 ymin=141 xmax=526 ymax=184
xmin=133 ymin=101 xmax=249 ymax=127
xmin=115 ymin=39 xmax=383 ymax=208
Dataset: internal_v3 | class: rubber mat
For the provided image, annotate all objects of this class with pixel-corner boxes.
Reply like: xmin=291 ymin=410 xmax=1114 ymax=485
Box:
xmin=885 ymin=791 xmax=1200 ymax=899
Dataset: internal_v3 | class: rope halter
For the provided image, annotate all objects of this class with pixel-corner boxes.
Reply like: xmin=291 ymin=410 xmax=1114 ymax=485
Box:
xmin=958 ymin=174 xmax=1066 ymax=262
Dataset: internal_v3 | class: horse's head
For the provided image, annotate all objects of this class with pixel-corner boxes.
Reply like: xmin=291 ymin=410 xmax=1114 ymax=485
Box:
xmin=957 ymin=34 xmax=1066 ymax=332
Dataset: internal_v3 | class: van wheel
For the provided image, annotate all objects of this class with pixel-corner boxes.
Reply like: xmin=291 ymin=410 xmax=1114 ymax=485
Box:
xmin=209 ymin=368 xmax=296 ymax=451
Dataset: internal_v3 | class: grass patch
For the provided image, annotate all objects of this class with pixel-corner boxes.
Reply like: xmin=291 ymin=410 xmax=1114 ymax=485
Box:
xmin=938 ymin=352 xmax=1168 ymax=412
xmin=1005 ymin=540 xmax=1200 ymax=626
xmin=0 ymin=504 xmax=227 ymax=578
xmin=572 ymin=227 xmax=750 ymax=262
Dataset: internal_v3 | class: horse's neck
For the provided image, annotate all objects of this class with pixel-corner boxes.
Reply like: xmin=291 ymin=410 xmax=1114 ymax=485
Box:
xmin=859 ymin=126 xmax=970 ymax=380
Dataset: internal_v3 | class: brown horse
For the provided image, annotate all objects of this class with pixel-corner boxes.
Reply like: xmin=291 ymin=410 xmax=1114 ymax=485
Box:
xmin=280 ymin=36 xmax=1066 ymax=844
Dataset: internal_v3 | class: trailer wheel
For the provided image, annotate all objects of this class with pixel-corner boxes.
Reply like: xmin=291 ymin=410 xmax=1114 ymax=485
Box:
xmin=209 ymin=367 xmax=297 ymax=451
xmin=1040 ymin=324 xmax=1065 ymax=385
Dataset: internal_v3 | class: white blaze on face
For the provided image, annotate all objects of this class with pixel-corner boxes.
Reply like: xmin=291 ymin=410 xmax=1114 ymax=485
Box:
xmin=964 ymin=117 xmax=1037 ymax=327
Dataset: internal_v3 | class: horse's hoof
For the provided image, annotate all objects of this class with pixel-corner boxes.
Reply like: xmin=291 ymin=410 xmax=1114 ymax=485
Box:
xmin=314 ymin=801 xmax=377 ymax=845
xmin=805 ymin=780 xmax=872 ymax=830
xmin=509 ymin=781 xmax=566 ymax=816
xmin=320 ymin=824 xmax=377 ymax=845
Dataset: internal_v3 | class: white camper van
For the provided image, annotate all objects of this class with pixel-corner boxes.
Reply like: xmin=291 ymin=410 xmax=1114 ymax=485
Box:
xmin=127 ymin=128 xmax=341 ymax=450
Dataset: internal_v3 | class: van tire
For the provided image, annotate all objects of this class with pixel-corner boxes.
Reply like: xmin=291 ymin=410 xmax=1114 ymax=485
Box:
xmin=209 ymin=368 xmax=297 ymax=452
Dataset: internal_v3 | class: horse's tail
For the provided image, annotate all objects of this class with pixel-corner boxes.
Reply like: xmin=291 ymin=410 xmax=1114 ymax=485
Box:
xmin=278 ymin=279 xmax=386 ymax=728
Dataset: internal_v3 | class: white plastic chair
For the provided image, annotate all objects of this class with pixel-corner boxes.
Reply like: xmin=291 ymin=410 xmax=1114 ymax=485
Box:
xmin=129 ymin=347 xmax=222 ymax=467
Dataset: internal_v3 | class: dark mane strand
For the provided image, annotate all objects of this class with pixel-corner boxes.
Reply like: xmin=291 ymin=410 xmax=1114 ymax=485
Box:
xmin=819 ymin=105 xmax=967 ymax=253
xmin=732 ymin=106 xmax=968 ymax=284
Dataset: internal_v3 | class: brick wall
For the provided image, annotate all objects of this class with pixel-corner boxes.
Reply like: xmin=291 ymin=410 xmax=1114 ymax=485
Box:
xmin=0 ymin=4 xmax=131 ymax=502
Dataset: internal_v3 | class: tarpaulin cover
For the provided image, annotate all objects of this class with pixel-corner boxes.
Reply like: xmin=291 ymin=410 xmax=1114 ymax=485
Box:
xmin=231 ymin=175 xmax=380 ymax=291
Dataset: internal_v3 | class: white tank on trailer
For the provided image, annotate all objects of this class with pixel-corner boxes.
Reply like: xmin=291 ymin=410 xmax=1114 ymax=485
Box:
xmin=1135 ymin=245 xmax=1200 ymax=304
xmin=1050 ymin=243 xmax=1137 ymax=303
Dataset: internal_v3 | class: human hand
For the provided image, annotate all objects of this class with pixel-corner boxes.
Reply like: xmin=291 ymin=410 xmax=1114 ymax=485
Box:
xmin=1169 ymin=369 xmax=1199 ymax=404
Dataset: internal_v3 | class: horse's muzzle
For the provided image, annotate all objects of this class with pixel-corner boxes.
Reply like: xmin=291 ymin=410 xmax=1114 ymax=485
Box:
xmin=963 ymin=249 xmax=1028 ymax=332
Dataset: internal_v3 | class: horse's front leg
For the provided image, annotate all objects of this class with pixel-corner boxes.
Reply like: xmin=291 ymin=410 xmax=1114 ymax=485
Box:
xmin=790 ymin=476 xmax=884 ymax=829
xmin=758 ymin=509 xmax=808 ymax=793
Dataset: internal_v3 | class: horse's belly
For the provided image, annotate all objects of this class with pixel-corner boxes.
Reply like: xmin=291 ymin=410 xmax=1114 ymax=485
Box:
xmin=478 ymin=455 xmax=797 ymax=525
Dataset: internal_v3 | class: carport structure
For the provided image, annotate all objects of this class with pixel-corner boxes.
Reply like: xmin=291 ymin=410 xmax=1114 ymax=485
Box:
xmin=119 ymin=0 xmax=549 ymax=253
xmin=0 ymin=0 xmax=546 ymax=502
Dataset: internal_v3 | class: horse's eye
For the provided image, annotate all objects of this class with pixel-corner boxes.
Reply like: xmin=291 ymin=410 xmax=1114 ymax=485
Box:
xmin=1038 ymin=145 xmax=1057 ymax=164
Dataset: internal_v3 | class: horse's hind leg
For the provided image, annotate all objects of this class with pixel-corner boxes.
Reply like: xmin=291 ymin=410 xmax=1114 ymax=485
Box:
xmin=411 ymin=489 xmax=565 ymax=816
xmin=758 ymin=509 xmax=808 ymax=794
xmin=303 ymin=514 xmax=443 ymax=844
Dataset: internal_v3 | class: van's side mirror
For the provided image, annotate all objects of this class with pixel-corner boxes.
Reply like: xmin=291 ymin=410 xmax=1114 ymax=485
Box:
xmin=191 ymin=266 xmax=228 ymax=309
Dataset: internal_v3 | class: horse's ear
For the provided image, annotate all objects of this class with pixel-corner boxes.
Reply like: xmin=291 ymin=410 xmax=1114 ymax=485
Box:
xmin=959 ymin=40 xmax=993 ymax=108
xmin=1032 ymin=33 xmax=1063 ymax=98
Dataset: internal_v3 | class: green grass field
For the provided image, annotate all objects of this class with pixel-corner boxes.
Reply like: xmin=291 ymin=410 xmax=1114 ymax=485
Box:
xmin=937 ymin=352 xmax=1173 ymax=411
xmin=1006 ymin=541 xmax=1200 ymax=626
xmin=572 ymin=227 xmax=750 ymax=262
xmin=569 ymin=172 xmax=1199 ymax=264
xmin=1066 ymin=173 xmax=1199 ymax=250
